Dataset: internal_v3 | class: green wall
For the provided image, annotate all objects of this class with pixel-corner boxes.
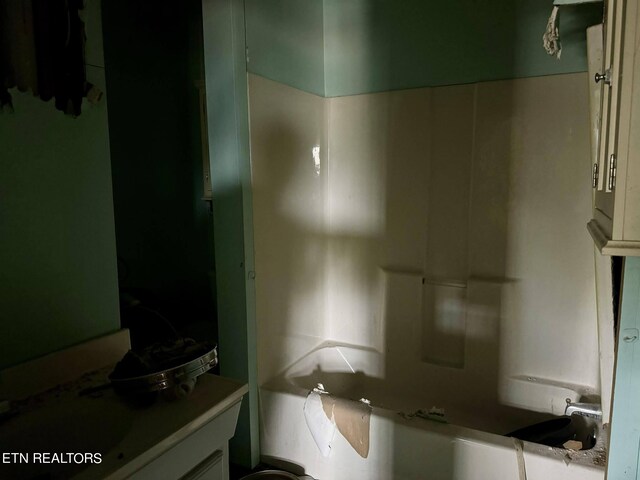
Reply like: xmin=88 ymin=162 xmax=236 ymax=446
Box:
xmin=607 ymin=257 xmax=640 ymax=480
xmin=0 ymin=69 xmax=120 ymax=369
xmin=203 ymin=0 xmax=259 ymax=466
xmin=245 ymin=0 xmax=325 ymax=96
xmin=246 ymin=0 xmax=603 ymax=96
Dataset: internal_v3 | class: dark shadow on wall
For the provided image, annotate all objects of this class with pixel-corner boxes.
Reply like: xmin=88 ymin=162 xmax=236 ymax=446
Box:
xmin=102 ymin=0 xmax=216 ymax=348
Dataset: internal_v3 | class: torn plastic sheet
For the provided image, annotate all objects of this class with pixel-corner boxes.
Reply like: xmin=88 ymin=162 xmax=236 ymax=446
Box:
xmin=304 ymin=390 xmax=335 ymax=457
xmin=303 ymin=384 xmax=372 ymax=458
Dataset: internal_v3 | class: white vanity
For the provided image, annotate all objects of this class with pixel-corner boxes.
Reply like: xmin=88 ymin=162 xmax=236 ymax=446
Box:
xmin=0 ymin=330 xmax=247 ymax=480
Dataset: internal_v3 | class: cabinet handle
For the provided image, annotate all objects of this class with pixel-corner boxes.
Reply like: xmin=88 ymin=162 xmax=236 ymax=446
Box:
xmin=592 ymin=163 xmax=599 ymax=188
xmin=608 ymin=154 xmax=617 ymax=190
xmin=595 ymin=69 xmax=611 ymax=85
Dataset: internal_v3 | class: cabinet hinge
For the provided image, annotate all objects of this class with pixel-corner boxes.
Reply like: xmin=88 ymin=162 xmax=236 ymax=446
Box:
xmin=592 ymin=162 xmax=599 ymax=188
xmin=608 ymin=154 xmax=617 ymax=190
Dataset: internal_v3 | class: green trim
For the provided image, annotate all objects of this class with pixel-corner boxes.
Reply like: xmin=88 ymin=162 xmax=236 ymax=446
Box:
xmin=202 ymin=0 xmax=259 ymax=468
xmin=608 ymin=257 xmax=640 ymax=480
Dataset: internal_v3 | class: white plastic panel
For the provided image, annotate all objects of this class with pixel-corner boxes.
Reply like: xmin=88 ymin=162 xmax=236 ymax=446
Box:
xmin=249 ymin=72 xmax=600 ymax=415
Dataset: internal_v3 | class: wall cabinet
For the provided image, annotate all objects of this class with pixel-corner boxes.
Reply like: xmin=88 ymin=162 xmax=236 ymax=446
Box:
xmin=587 ymin=0 xmax=640 ymax=255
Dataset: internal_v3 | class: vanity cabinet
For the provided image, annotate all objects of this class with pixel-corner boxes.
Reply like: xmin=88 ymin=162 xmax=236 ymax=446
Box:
xmin=129 ymin=401 xmax=239 ymax=480
xmin=69 ymin=372 xmax=247 ymax=480
xmin=587 ymin=0 xmax=640 ymax=255
xmin=101 ymin=375 xmax=246 ymax=480
xmin=0 ymin=330 xmax=247 ymax=480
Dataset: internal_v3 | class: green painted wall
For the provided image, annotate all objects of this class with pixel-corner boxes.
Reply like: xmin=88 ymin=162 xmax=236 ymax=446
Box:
xmin=607 ymin=257 xmax=640 ymax=480
xmin=246 ymin=0 xmax=325 ymax=96
xmin=246 ymin=0 xmax=602 ymax=96
xmin=102 ymin=0 xmax=216 ymax=342
xmin=323 ymin=0 xmax=602 ymax=95
xmin=203 ymin=0 xmax=259 ymax=467
xmin=0 ymin=69 xmax=120 ymax=368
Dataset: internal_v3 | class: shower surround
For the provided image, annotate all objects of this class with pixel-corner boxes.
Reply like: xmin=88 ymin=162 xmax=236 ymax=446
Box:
xmin=249 ymin=71 xmax=604 ymax=479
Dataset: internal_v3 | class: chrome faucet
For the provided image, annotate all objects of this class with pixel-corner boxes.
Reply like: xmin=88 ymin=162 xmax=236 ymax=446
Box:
xmin=565 ymin=398 xmax=602 ymax=419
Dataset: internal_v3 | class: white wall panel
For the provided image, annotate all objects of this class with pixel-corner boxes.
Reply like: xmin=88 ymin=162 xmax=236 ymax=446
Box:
xmin=249 ymin=72 xmax=600 ymax=413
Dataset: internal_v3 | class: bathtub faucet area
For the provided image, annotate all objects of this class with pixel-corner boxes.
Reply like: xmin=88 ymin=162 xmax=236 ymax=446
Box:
xmin=565 ymin=398 xmax=603 ymax=419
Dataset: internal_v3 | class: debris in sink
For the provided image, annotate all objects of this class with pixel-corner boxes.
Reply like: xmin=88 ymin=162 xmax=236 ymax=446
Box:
xmin=78 ymin=382 xmax=113 ymax=398
xmin=8 ymin=367 xmax=111 ymax=417
xmin=563 ymin=440 xmax=583 ymax=451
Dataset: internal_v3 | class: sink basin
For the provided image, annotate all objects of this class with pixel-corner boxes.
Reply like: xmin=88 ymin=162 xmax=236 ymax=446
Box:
xmin=0 ymin=394 xmax=133 ymax=479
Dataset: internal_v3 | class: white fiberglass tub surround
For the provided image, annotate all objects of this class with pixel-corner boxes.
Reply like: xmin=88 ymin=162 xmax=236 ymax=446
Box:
xmin=249 ymin=72 xmax=606 ymax=479
xmin=260 ymin=345 xmax=605 ymax=480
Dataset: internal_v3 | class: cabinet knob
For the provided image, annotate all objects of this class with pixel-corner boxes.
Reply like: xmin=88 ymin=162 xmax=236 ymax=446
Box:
xmin=595 ymin=70 xmax=611 ymax=85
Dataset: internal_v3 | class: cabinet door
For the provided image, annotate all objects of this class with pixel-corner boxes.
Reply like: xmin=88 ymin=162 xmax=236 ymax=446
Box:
xmin=589 ymin=0 xmax=640 ymax=253
xmin=587 ymin=24 xmax=604 ymax=190
xmin=593 ymin=0 xmax=624 ymax=233
xmin=180 ymin=450 xmax=224 ymax=480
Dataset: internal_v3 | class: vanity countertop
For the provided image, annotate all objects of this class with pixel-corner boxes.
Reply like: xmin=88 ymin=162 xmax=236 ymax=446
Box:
xmin=78 ymin=370 xmax=247 ymax=479
xmin=0 ymin=333 xmax=247 ymax=480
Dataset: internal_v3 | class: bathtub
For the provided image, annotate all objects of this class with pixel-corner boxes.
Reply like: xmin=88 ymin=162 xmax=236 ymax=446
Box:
xmin=259 ymin=344 xmax=606 ymax=480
